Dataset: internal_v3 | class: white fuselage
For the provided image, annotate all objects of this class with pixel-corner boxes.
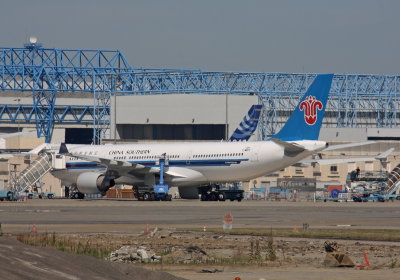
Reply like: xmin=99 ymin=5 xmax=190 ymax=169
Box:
xmin=52 ymin=140 xmax=327 ymax=189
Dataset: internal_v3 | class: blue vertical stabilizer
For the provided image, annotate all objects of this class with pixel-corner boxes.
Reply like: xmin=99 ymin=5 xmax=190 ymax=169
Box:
xmin=271 ymin=74 xmax=333 ymax=141
xmin=229 ymin=105 xmax=262 ymax=141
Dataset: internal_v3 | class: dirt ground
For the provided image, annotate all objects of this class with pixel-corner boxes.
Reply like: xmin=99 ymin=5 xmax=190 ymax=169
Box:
xmin=0 ymin=236 xmax=184 ymax=280
xmin=2 ymin=199 xmax=400 ymax=279
xmin=3 ymin=229 xmax=400 ymax=280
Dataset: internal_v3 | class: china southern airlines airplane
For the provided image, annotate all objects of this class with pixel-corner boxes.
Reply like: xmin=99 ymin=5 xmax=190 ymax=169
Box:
xmin=53 ymin=74 xmax=334 ymax=196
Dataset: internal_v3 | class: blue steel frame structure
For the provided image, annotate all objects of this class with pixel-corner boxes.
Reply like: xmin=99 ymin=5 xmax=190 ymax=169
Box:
xmin=1 ymin=45 xmax=400 ymax=143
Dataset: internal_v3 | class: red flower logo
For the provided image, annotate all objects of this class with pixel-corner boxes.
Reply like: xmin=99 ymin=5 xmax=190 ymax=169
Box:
xmin=299 ymin=96 xmax=323 ymax=125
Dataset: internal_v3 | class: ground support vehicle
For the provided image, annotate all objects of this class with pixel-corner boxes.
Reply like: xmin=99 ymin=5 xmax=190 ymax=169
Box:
xmin=133 ymin=185 xmax=172 ymax=201
xmin=133 ymin=155 xmax=172 ymax=201
xmin=0 ymin=190 xmax=14 ymax=201
xmin=199 ymin=185 xmax=244 ymax=202
xmin=18 ymin=191 xmax=56 ymax=199
xmin=132 ymin=186 xmax=172 ymax=201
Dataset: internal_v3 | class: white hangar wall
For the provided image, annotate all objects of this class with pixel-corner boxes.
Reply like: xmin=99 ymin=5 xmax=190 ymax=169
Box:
xmin=111 ymin=94 xmax=259 ymax=141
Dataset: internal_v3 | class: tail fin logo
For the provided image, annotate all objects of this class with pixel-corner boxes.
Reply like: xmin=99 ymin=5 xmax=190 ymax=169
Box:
xmin=300 ymin=96 xmax=323 ymax=125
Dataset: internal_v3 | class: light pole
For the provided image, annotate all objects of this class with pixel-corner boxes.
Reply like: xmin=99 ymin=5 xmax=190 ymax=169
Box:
xmin=114 ymin=94 xmax=117 ymax=144
xmin=14 ymin=98 xmax=21 ymax=132
xmin=225 ymin=74 xmax=230 ymax=141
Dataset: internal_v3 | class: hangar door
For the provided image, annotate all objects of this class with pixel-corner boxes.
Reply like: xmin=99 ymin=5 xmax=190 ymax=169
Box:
xmin=65 ymin=128 xmax=93 ymax=144
xmin=118 ymin=124 xmax=225 ymax=140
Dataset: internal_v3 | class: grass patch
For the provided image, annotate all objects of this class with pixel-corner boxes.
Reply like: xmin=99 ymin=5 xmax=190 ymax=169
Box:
xmin=191 ymin=228 xmax=400 ymax=242
xmin=14 ymin=233 xmax=115 ymax=259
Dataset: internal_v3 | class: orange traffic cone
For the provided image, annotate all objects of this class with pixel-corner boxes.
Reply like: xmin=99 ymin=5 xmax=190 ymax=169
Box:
xmin=203 ymin=225 xmax=206 ymax=232
xmin=356 ymin=253 xmax=370 ymax=267
xmin=146 ymin=223 xmax=150 ymax=233
xmin=32 ymin=223 xmax=37 ymax=233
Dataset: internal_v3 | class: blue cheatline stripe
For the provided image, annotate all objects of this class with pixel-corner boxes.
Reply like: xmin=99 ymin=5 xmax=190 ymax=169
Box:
xmin=66 ymin=159 xmax=249 ymax=169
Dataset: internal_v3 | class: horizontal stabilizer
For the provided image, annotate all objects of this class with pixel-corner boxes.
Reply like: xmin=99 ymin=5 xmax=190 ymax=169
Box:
xmin=271 ymin=138 xmax=305 ymax=157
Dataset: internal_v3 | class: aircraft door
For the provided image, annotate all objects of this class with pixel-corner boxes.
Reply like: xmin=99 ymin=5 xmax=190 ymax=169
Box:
xmin=249 ymin=145 xmax=260 ymax=162
xmin=185 ymin=150 xmax=192 ymax=165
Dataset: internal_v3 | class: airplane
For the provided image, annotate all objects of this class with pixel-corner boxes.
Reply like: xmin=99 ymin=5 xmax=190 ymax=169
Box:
xmin=52 ymin=74 xmax=334 ymax=198
xmin=47 ymin=104 xmax=262 ymax=199
xmin=229 ymin=104 xmax=262 ymax=141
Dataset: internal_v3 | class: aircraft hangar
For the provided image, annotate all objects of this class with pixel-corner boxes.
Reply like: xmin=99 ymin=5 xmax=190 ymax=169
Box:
xmin=1 ymin=43 xmax=400 ymax=196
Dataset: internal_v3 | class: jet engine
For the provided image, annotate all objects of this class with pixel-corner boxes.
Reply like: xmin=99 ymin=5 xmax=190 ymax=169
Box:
xmin=76 ymin=172 xmax=115 ymax=195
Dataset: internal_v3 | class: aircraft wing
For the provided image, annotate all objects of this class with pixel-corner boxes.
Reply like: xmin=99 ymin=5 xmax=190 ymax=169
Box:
xmin=300 ymin=148 xmax=394 ymax=165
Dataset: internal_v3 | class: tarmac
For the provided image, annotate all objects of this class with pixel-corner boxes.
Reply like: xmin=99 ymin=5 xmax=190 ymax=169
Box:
xmin=1 ymin=199 xmax=400 ymax=234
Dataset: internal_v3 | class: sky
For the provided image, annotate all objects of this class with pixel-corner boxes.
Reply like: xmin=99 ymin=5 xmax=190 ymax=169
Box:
xmin=0 ymin=0 xmax=399 ymax=74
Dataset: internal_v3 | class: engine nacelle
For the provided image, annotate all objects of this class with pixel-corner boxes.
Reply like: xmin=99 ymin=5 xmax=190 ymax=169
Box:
xmin=76 ymin=172 xmax=115 ymax=195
